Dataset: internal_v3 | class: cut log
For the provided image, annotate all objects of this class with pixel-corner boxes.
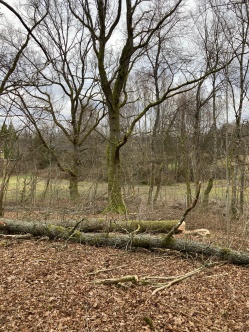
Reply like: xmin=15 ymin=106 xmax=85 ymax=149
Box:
xmin=0 ymin=219 xmax=249 ymax=265
xmin=0 ymin=218 xmax=185 ymax=234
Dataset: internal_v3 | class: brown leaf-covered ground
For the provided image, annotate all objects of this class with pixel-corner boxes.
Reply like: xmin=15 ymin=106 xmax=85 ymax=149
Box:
xmin=1 ymin=238 xmax=249 ymax=332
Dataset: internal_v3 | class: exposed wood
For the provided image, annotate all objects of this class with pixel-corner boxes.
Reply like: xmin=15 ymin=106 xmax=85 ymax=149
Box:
xmin=184 ymin=228 xmax=210 ymax=238
xmin=0 ymin=218 xmax=185 ymax=234
xmin=0 ymin=219 xmax=249 ymax=265
xmin=94 ymin=275 xmax=139 ymax=285
xmin=0 ymin=233 xmax=33 ymax=239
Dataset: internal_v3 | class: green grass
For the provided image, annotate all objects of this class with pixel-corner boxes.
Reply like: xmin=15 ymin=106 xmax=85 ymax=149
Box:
xmin=3 ymin=175 xmax=108 ymax=204
xmin=2 ymin=175 xmax=249 ymax=206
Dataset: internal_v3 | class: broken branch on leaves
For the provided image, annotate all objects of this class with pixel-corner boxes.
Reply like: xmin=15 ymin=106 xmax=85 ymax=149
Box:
xmin=92 ymin=262 xmax=223 ymax=294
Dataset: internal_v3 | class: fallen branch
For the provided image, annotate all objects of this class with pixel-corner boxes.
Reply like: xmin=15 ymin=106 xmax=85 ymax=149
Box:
xmin=165 ymin=181 xmax=201 ymax=239
xmin=93 ymin=262 xmax=222 ymax=294
xmin=0 ymin=219 xmax=249 ymax=265
xmin=0 ymin=218 xmax=184 ymax=234
xmin=150 ymin=266 xmax=205 ymax=294
xmin=94 ymin=275 xmax=139 ymax=285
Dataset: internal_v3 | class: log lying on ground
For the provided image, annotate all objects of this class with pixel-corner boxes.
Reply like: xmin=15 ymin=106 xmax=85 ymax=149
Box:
xmin=0 ymin=218 xmax=185 ymax=234
xmin=0 ymin=219 xmax=249 ymax=265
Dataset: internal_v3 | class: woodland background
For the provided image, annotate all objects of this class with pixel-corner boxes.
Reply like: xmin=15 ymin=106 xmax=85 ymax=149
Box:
xmin=0 ymin=0 xmax=249 ymax=221
xmin=1 ymin=1 xmax=249 ymax=331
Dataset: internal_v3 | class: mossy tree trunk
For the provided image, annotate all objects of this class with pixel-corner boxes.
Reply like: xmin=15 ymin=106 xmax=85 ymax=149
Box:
xmin=1 ymin=219 xmax=249 ymax=265
xmin=106 ymin=136 xmax=126 ymax=214
xmin=94 ymin=3 xmax=134 ymax=213
xmin=68 ymin=146 xmax=80 ymax=200
xmin=104 ymin=119 xmax=127 ymax=213
xmin=0 ymin=218 xmax=182 ymax=234
xmin=69 ymin=174 xmax=80 ymax=200
xmin=0 ymin=189 xmax=4 ymax=217
xmin=202 ymin=178 xmax=213 ymax=209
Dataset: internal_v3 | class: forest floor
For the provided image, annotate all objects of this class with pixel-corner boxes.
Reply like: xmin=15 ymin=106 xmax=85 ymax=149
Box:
xmin=1 ymin=207 xmax=249 ymax=331
xmin=1 ymin=236 xmax=249 ymax=331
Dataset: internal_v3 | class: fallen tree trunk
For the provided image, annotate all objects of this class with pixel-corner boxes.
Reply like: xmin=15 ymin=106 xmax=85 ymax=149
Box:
xmin=0 ymin=218 xmax=184 ymax=234
xmin=0 ymin=219 xmax=249 ymax=265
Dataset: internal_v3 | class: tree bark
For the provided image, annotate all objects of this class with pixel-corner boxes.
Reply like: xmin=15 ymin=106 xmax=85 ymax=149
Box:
xmin=106 ymin=138 xmax=126 ymax=214
xmin=69 ymin=174 xmax=80 ymax=200
xmin=0 ymin=218 xmax=183 ymax=234
xmin=202 ymin=178 xmax=214 ymax=209
xmin=0 ymin=219 xmax=249 ymax=265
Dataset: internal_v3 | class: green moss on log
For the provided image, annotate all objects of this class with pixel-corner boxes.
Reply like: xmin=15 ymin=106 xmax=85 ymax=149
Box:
xmin=219 ymin=247 xmax=232 ymax=258
xmin=161 ymin=235 xmax=176 ymax=247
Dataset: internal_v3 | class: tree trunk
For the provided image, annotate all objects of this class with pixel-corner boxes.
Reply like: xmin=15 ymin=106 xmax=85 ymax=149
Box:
xmin=186 ymin=179 xmax=192 ymax=208
xmin=0 ymin=159 xmax=7 ymax=216
xmin=0 ymin=218 xmax=184 ymax=234
xmin=230 ymin=164 xmax=238 ymax=219
xmin=239 ymin=149 xmax=246 ymax=216
xmin=0 ymin=190 xmax=4 ymax=217
xmin=202 ymin=178 xmax=214 ymax=209
xmin=154 ymin=163 xmax=163 ymax=205
xmin=147 ymin=100 xmax=161 ymax=206
xmin=69 ymin=174 xmax=80 ymax=200
xmin=106 ymin=110 xmax=126 ymax=214
xmin=1 ymin=219 xmax=249 ymax=265
xmin=0 ymin=158 xmax=12 ymax=216
xmin=68 ymin=148 xmax=80 ymax=200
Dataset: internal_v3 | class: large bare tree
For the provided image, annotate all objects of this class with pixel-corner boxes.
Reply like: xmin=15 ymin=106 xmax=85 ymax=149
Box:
xmin=7 ymin=0 xmax=106 ymax=200
xmin=67 ymin=0 xmax=232 ymax=213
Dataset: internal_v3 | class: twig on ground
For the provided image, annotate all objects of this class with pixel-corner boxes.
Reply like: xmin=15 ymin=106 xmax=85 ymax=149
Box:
xmin=150 ymin=266 xmax=205 ymax=295
xmin=92 ymin=261 xmax=224 ymax=294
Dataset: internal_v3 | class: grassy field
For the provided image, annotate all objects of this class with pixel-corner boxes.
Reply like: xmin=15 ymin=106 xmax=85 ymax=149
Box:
xmin=5 ymin=175 xmax=107 ymax=201
xmin=3 ymin=174 xmax=249 ymax=210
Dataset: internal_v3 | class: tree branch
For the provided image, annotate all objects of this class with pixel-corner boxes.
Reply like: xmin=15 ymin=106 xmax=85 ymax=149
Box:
xmin=165 ymin=182 xmax=202 ymax=239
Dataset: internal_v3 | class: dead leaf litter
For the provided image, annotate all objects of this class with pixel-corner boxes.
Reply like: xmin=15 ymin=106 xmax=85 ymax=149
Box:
xmin=0 ymin=239 xmax=249 ymax=331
